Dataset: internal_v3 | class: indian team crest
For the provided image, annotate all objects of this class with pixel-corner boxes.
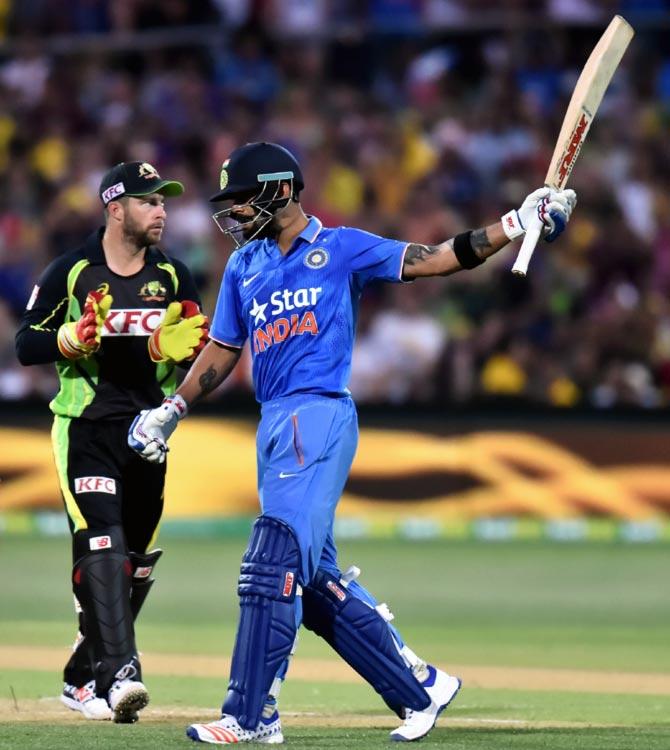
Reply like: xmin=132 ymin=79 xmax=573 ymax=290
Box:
xmin=304 ymin=248 xmax=329 ymax=270
xmin=219 ymin=159 xmax=230 ymax=190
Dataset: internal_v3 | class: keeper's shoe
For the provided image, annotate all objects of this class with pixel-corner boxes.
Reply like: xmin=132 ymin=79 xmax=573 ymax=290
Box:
xmin=186 ymin=711 xmax=284 ymax=744
xmin=61 ymin=680 xmax=112 ymax=720
xmin=108 ymin=677 xmax=149 ymax=723
xmin=390 ymin=665 xmax=461 ymax=742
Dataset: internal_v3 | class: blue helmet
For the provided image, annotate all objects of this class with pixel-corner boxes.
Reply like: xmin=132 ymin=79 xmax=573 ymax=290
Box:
xmin=210 ymin=142 xmax=304 ymax=248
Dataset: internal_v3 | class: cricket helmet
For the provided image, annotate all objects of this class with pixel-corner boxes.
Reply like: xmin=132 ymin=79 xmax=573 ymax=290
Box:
xmin=210 ymin=142 xmax=304 ymax=248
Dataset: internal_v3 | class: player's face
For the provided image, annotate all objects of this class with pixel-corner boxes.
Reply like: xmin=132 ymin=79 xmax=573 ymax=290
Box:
xmin=229 ymin=195 xmax=269 ymax=239
xmin=229 ymin=185 xmax=289 ymax=240
xmin=123 ymin=195 xmax=167 ymax=246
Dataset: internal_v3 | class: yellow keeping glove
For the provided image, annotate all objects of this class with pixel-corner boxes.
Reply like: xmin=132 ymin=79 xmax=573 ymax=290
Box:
xmin=57 ymin=290 xmax=113 ymax=360
xmin=148 ymin=301 xmax=208 ymax=364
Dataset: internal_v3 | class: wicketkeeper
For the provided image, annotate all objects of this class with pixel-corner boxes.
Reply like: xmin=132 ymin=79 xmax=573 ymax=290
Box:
xmin=15 ymin=162 xmax=208 ymax=723
xmin=129 ymin=142 xmax=576 ymax=743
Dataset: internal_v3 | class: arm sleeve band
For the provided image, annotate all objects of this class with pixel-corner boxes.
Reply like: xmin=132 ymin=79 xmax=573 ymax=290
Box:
xmin=453 ymin=230 xmax=485 ymax=270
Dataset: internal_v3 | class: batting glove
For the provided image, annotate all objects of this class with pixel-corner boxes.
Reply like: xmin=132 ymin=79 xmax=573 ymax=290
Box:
xmin=128 ymin=394 xmax=188 ymax=464
xmin=57 ymin=290 xmax=113 ymax=359
xmin=501 ymin=188 xmax=578 ymax=242
xmin=148 ymin=300 xmax=209 ymax=364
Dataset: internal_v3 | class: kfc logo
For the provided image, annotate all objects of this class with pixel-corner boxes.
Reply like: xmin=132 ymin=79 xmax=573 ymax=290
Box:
xmin=75 ymin=476 xmax=117 ymax=495
xmin=101 ymin=308 xmax=166 ymax=336
xmin=89 ymin=535 xmax=113 ymax=551
xmin=102 ymin=181 xmax=125 ymax=204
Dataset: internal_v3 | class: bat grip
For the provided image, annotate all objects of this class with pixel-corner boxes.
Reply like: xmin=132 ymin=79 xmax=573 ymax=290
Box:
xmin=511 ymin=213 xmax=544 ymax=276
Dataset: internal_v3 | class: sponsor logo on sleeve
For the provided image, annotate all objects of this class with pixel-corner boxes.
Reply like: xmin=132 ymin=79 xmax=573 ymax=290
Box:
xmin=75 ymin=476 xmax=117 ymax=494
xmin=133 ymin=566 xmax=153 ymax=579
xmin=89 ymin=535 xmax=112 ymax=551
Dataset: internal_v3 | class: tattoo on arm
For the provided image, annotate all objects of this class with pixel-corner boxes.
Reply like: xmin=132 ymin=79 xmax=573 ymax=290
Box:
xmin=470 ymin=228 xmax=492 ymax=258
xmin=403 ymin=243 xmax=441 ymax=267
xmin=199 ymin=366 xmax=218 ymax=395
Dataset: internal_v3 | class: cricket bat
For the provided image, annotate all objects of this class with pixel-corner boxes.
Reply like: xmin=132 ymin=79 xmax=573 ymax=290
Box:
xmin=511 ymin=15 xmax=634 ymax=276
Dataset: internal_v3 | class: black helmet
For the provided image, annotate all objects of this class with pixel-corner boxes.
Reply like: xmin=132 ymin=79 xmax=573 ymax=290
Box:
xmin=210 ymin=141 xmax=304 ymax=203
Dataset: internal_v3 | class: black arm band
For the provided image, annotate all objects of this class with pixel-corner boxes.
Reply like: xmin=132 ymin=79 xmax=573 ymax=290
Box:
xmin=453 ymin=230 xmax=485 ymax=269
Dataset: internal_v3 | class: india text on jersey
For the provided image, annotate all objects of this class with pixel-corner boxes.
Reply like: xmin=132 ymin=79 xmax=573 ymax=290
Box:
xmin=250 ymin=287 xmax=322 ymax=354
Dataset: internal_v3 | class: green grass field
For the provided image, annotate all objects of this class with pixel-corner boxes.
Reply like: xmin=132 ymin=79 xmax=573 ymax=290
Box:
xmin=1 ymin=536 xmax=669 ymax=748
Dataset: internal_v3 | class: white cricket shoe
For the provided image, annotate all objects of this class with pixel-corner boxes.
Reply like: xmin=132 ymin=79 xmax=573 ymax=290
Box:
xmin=186 ymin=711 xmax=284 ymax=744
xmin=61 ymin=680 xmax=112 ymax=720
xmin=108 ymin=677 xmax=149 ymax=723
xmin=390 ymin=665 xmax=461 ymax=742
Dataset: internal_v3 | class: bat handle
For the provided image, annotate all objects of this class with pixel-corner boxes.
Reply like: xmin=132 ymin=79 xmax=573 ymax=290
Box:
xmin=511 ymin=213 xmax=544 ymax=276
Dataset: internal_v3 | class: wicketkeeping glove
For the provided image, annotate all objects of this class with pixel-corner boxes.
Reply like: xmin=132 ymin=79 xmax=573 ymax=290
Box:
xmin=128 ymin=394 xmax=188 ymax=464
xmin=148 ymin=300 xmax=209 ymax=364
xmin=501 ymin=187 xmax=577 ymax=243
xmin=57 ymin=290 xmax=113 ymax=359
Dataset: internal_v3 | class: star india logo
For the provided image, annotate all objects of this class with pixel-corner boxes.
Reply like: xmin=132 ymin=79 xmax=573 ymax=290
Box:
xmin=304 ymin=248 xmax=329 ymax=269
xmin=249 ymin=297 xmax=268 ymax=325
xmin=248 ymin=286 xmax=322 ymax=354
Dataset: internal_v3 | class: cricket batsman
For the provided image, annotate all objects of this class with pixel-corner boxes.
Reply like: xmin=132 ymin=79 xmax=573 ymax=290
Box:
xmin=128 ymin=142 xmax=576 ymax=743
xmin=15 ymin=162 xmax=208 ymax=722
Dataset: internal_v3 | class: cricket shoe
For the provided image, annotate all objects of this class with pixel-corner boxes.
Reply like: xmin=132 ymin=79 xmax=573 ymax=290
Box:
xmin=108 ymin=674 xmax=149 ymax=723
xmin=186 ymin=711 xmax=284 ymax=744
xmin=390 ymin=665 xmax=461 ymax=742
xmin=61 ymin=680 xmax=112 ymax=720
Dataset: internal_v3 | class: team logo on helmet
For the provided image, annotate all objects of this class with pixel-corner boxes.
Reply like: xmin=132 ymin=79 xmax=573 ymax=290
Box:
xmin=304 ymin=248 xmax=329 ymax=270
xmin=138 ymin=280 xmax=167 ymax=302
xmin=219 ymin=159 xmax=230 ymax=190
xmin=139 ymin=162 xmax=160 ymax=179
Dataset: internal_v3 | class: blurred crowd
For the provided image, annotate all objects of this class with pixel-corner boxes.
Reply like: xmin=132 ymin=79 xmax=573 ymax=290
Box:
xmin=1 ymin=0 xmax=670 ymax=408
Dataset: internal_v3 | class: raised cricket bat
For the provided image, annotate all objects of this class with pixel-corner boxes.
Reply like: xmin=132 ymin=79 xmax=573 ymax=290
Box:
xmin=511 ymin=15 xmax=634 ymax=276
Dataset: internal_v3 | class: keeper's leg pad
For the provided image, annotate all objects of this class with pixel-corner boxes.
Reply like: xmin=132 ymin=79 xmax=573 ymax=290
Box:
xmin=129 ymin=549 xmax=163 ymax=620
xmin=72 ymin=527 xmax=138 ymax=694
xmin=222 ymin=516 xmax=300 ymax=730
xmin=302 ymin=569 xmax=430 ymax=715
xmin=63 ymin=549 xmax=162 ymax=686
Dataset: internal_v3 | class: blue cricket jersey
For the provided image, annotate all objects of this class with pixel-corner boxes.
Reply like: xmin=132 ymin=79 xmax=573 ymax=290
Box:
xmin=210 ymin=217 xmax=408 ymax=402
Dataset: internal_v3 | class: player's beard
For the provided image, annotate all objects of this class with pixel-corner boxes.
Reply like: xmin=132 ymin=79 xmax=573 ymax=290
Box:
xmin=241 ymin=206 xmax=286 ymax=241
xmin=122 ymin=213 xmax=162 ymax=249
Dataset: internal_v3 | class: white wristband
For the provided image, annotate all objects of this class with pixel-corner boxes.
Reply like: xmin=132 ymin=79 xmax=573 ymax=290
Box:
xmin=501 ymin=210 xmax=525 ymax=241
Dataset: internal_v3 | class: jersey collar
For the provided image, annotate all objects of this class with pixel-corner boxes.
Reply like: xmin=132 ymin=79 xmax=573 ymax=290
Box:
xmin=298 ymin=216 xmax=323 ymax=244
xmin=85 ymin=227 xmax=165 ymax=265
xmin=280 ymin=216 xmax=323 ymax=258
